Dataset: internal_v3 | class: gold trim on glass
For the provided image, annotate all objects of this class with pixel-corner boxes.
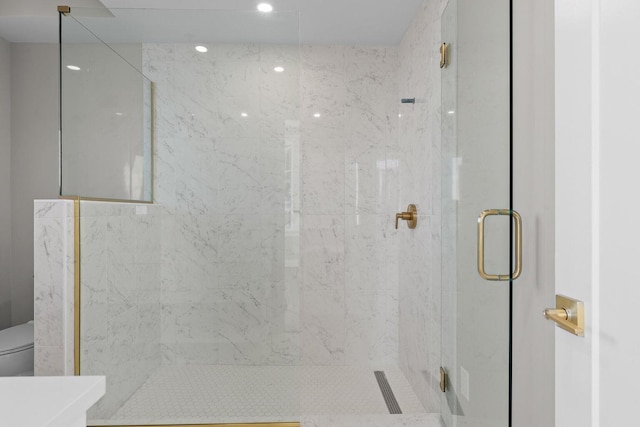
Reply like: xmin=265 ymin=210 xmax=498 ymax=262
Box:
xmin=395 ymin=204 xmax=418 ymax=229
xmin=477 ymin=209 xmax=522 ymax=281
xmin=440 ymin=43 xmax=447 ymax=68
xmin=58 ymin=5 xmax=70 ymax=15
xmin=544 ymin=294 xmax=585 ymax=337
xmin=150 ymin=81 xmax=155 ymax=203
xmin=73 ymin=196 xmax=81 ymax=375
xmin=61 ymin=196 xmax=153 ymax=204
xmin=439 ymin=367 xmax=447 ymax=393
xmin=96 ymin=424 xmax=299 ymax=427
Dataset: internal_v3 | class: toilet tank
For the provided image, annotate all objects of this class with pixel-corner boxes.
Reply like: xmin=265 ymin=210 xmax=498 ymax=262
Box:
xmin=0 ymin=323 xmax=34 ymax=376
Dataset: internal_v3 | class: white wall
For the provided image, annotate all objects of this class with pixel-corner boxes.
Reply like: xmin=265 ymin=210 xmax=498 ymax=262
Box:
xmin=0 ymin=36 xmax=11 ymax=329
xmin=555 ymin=0 xmax=595 ymax=425
xmin=10 ymin=43 xmax=60 ymax=325
xmin=556 ymin=0 xmax=640 ymax=425
xmin=599 ymin=1 xmax=640 ymax=423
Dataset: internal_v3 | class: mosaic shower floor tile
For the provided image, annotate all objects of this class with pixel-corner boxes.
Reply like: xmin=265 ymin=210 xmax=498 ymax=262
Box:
xmin=90 ymin=365 xmax=431 ymax=425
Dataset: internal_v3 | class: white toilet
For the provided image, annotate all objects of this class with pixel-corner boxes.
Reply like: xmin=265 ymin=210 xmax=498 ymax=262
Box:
xmin=0 ymin=322 xmax=34 ymax=376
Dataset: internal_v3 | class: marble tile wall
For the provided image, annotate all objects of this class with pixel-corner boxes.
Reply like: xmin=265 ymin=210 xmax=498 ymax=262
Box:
xmin=34 ymin=200 xmax=163 ymax=420
xmin=145 ymin=43 xmax=401 ymax=367
xmin=78 ymin=201 xmax=163 ymax=420
xmin=145 ymin=43 xmax=297 ymax=365
xmin=396 ymin=0 xmax=448 ymax=414
xmin=299 ymin=46 xmax=400 ymax=366
xmin=33 ymin=200 xmax=76 ymax=376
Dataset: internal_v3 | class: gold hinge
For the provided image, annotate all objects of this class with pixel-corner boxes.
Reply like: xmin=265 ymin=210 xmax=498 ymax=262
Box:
xmin=440 ymin=43 xmax=448 ymax=69
xmin=58 ymin=5 xmax=71 ymax=15
xmin=440 ymin=367 xmax=447 ymax=392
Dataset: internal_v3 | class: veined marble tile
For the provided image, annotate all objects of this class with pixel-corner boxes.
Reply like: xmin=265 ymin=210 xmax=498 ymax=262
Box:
xmin=75 ymin=201 xmax=163 ymax=418
xmin=344 ymin=214 xmax=389 ymax=294
xmin=301 ymin=45 xmax=347 ymax=70
xmin=34 ymin=199 xmax=72 ymax=219
xmin=300 ymin=66 xmax=347 ymax=141
xmin=345 ymin=148 xmax=389 ymax=215
xmin=301 ymin=138 xmax=345 ymax=215
xmin=32 ymin=201 xmax=75 ymax=375
xmin=345 ymin=49 xmax=399 ymax=144
xmin=139 ymin=40 xmax=440 ymax=381
xmin=34 ymin=217 xmax=67 ymax=349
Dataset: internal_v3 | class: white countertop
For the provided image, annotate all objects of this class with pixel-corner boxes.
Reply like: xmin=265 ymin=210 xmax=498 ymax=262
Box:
xmin=0 ymin=376 xmax=105 ymax=427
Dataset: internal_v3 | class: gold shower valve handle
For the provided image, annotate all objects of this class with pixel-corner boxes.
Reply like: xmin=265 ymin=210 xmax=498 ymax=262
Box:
xmin=395 ymin=204 xmax=417 ymax=229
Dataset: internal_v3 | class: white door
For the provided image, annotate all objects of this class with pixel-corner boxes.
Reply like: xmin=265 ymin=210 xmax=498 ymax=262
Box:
xmin=555 ymin=0 xmax=640 ymax=425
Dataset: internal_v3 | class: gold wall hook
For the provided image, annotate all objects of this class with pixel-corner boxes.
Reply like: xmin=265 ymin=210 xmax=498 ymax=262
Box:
xmin=395 ymin=204 xmax=417 ymax=229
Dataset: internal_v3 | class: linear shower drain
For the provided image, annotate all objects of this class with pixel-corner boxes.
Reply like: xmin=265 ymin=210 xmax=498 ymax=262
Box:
xmin=374 ymin=370 xmax=402 ymax=414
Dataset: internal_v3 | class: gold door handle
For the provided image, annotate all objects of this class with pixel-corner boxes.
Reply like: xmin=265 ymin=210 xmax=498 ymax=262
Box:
xmin=477 ymin=209 xmax=522 ymax=281
xmin=543 ymin=295 xmax=584 ymax=337
xmin=395 ymin=204 xmax=417 ymax=229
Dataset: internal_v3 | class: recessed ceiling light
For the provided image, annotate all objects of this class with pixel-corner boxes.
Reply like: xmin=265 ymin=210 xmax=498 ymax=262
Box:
xmin=195 ymin=45 xmax=208 ymax=53
xmin=257 ymin=3 xmax=273 ymax=13
xmin=115 ymin=112 xmax=123 ymax=116
xmin=447 ymin=110 xmax=455 ymax=115
xmin=274 ymin=66 xmax=284 ymax=73
xmin=313 ymin=113 xmax=321 ymax=118
xmin=66 ymin=65 xmax=81 ymax=71
xmin=241 ymin=112 xmax=248 ymax=117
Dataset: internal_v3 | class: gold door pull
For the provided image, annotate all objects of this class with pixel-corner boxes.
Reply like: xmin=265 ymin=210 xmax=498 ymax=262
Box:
xmin=543 ymin=295 xmax=585 ymax=337
xmin=395 ymin=204 xmax=417 ymax=229
xmin=477 ymin=209 xmax=522 ymax=281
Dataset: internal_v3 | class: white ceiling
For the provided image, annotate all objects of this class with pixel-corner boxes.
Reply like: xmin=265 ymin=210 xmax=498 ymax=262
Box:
xmin=0 ymin=0 xmax=425 ymax=45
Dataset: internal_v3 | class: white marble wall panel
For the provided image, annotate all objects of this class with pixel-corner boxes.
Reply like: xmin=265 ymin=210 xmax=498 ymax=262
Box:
xmin=33 ymin=200 xmax=75 ymax=376
xmin=146 ymin=42 xmax=401 ymax=368
xmin=79 ymin=202 xmax=163 ymax=421
xmin=300 ymin=215 xmax=346 ymax=365
xmin=301 ymin=137 xmax=345 ymax=215
xmin=344 ymin=215 xmax=398 ymax=365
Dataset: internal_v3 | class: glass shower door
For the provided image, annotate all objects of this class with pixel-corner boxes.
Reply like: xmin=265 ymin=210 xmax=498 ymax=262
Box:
xmin=440 ymin=0 xmax=513 ymax=426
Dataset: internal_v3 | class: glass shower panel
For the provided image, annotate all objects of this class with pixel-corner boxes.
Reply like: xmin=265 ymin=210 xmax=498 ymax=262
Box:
xmin=60 ymin=12 xmax=152 ymax=201
xmin=441 ymin=0 xmax=512 ymax=426
xmin=71 ymin=7 xmax=303 ymax=425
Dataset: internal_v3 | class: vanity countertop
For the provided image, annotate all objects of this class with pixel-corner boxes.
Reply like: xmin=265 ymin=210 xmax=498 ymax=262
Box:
xmin=0 ymin=376 xmax=105 ymax=427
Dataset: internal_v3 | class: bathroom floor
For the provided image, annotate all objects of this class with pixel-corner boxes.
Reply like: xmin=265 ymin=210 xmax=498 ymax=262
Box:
xmin=90 ymin=365 xmax=437 ymax=426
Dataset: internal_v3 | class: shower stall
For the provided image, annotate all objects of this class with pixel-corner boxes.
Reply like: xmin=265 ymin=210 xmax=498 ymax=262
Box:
xmin=38 ymin=0 xmax=513 ymax=425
